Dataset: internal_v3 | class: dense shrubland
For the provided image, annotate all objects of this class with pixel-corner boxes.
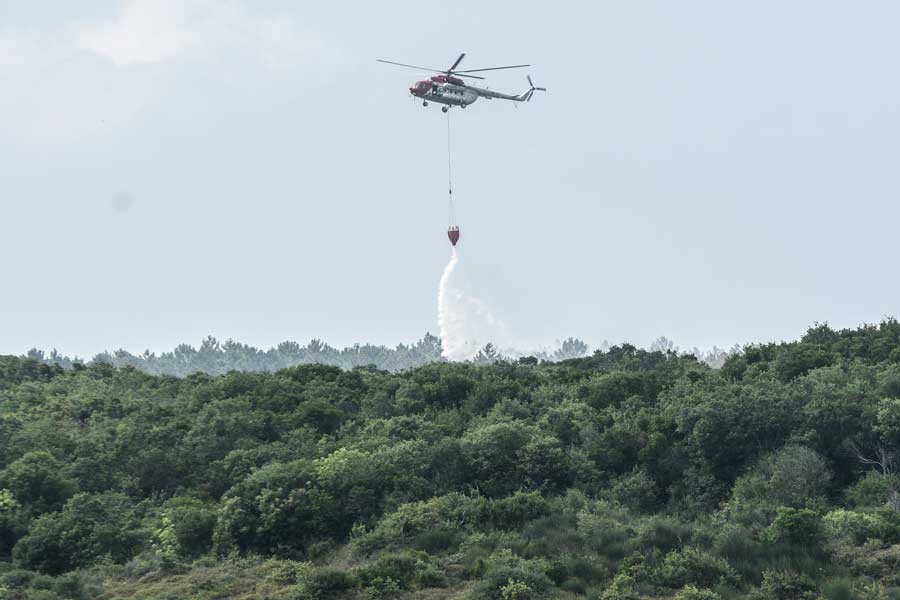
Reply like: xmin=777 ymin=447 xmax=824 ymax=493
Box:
xmin=1 ymin=320 xmax=900 ymax=599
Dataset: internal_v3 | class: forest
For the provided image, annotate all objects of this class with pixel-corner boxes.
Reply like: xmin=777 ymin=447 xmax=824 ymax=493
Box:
xmin=1 ymin=320 xmax=900 ymax=599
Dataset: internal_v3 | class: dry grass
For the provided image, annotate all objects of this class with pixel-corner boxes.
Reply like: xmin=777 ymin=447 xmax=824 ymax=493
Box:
xmin=98 ymin=559 xmax=295 ymax=600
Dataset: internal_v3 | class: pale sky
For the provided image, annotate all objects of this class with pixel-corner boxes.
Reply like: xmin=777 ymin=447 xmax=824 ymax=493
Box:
xmin=2 ymin=1 xmax=898 ymax=358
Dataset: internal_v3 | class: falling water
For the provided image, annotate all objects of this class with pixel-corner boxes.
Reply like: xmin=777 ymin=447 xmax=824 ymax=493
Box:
xmin=437 ymin=249 xmax=507 ymax=361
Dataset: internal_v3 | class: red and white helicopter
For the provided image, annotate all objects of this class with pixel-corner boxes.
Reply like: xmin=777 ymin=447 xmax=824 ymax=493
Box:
xmin=377 ymin=53 xmax=546 ymax=112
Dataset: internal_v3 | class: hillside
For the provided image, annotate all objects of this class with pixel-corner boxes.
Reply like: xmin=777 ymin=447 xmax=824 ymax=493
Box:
xmin=1 ymin=320 xmax=900 ymax=599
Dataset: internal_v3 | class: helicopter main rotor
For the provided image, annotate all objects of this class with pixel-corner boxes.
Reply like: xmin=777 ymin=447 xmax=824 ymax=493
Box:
xmin=376 ymin=52 xmax=530 ymax=81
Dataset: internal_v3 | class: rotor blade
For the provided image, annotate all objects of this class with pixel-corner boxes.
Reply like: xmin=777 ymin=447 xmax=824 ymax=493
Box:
xmin=527 ymin=74 xmax=533 ymax=87
xmin=449 ymin=53 xmax=466 ymax=71
xmin=456 ymin=64 xmax=530 ymax=73
xmin=453 ymin=73 xmax=485 ymax=80
xmin=376 ymin=59 xmax=446 ymax=73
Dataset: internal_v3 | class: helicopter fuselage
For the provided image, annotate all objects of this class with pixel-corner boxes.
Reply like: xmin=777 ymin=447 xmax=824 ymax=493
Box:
xmin=409 ymin=74 xmax=533 ymax=109
xmin=410 ymin=79 xmax=479 ymax=107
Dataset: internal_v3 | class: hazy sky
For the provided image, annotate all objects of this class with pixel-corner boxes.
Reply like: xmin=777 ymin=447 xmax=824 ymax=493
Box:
xmin=2 ymin=1 xmax=899 ymax=358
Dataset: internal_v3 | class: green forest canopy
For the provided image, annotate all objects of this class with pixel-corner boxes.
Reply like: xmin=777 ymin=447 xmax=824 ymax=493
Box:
xmin=1 ymin=319 xmax=900 ymax=599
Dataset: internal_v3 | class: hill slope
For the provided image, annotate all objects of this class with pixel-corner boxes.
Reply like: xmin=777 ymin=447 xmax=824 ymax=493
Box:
xmin=1 ymin=320 xmax=900 ymax=599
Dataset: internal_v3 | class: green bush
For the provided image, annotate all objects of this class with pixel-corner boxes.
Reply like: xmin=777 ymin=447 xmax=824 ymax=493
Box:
xmin=599 ymin=573 xmax=642 ymax=600
xmin=821 ymin=578 xmax=856 ymax=600
xmin=12 ymin=492 xmax=142 ymax=574
xmin=651 ymin=547 xmax=740 ymax=589
xmin=352 ymin=493 xmax=489 ymax=555
xmin=354 ymin=551 xmax=443 ymax=590
xmin=748 ymin=569 xmax=819 ymax=600
xmin=674 ymin=586 xmax=722 ymax=600
xmin=764 ymin=507 xmax=823 ymax=548
xmin=824 ymin=509 xmax=883 ymax=545
xmin=161 ymin=496 xmax=217 ymax=557
xmin=609 ymin=467 xmax=660 ymax=513
xmin=833 ymin=540 xmax=900 ymax=586
xmin=0 ymin=568 xmax=85 ymax=600
xmin=490 ymin=491 xmax=551 ymax=530
xmin=846 ymin=473 xmax=899 ymax=509
xmin=290 ymin=566 xmax=355 ymax=600
xmin=469 ymin=550 xmax=553 ymax=600
xmin=0 ymin=453 xmax=77 ymax=516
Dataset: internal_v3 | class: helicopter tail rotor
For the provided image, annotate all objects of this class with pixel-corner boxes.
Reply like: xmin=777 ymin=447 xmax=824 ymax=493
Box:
xmin=516 ymin=75 xmax=547 ymax=102
xmin=525 ymin=75 xmax=547 ymax=101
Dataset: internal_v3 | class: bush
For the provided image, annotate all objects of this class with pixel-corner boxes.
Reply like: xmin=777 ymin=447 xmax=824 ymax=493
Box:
xmin=833 ymin=540 xmax=900 ymax=586
xmin=290 ymin=567 xmax=355 ymax=600
xmin=748 ymin=570 xmax=819 ymax=600
xmin=499 ymin=579 xmax=534 ymax=600
xmin=213 ymin=460 xmax=340 ymax=556
xmin=352 ymin=493 xmax=489 ymax=555
xmin=359 ymin=576 xmax=401 ymax=600
xmin=846 ymin=473 xmax=900 ymax=509
xmin=354 ymin=551 xmax=443 ymax=590
xmin=0 ymin=452 xmax=77 ymax=516
xmin=575 ymin=500 xmax=635 ymax=561
xmin=728 ymin=446 xmax=831 ymax=517
xmin=162 ymin=496 xmax=217 ymax=558
xmin=635 ymin=517 xmax=694 ymax=555
xmin=262 ymin=559 xmax=312 ymax=585
xmin=821 ymin=578 xmax=856 ymax=600
xmin=599 ymin=573 xmax=641 ymax=600
xmin=609 ymin=467 xmax=660 ymax=513
xmin=674 ymin=586 xmax=722 ymax=600
xmin=764 ymin=507 xmax=823 ymax=548
xmin=824 ymin=509 xmax=883 ymax=545
xmin=652 ymin=547 xmax=740 ymax=589
xmin=13 ymin=492 xmax=142 ymax=574
xmin=0 ymin=568 xmax=85 ymax=600
xmin=469 ymin=550 xmax=553 ymax=600
xmin=490 ymin=492 xmax=551 ymax=530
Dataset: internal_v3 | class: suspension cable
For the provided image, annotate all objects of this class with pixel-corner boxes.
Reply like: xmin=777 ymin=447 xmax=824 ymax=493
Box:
xmin=446 ymin=110 xmax=455 ymax=226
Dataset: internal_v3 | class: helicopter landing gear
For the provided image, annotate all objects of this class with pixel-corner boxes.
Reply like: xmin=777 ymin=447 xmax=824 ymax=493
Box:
xmin=423 ymin=100 xmax=428 ymax=107
xmin=441 ymin=106 xmax=449 ymax=113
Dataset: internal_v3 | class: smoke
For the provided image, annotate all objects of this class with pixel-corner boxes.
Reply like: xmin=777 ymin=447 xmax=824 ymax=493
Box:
xmin=437 ymin=249 xmax=508 ymax=361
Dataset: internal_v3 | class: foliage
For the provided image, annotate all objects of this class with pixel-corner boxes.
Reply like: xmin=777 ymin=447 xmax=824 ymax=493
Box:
xmin=469 ymin=550 xmax=553 ymax=600
xmin=763 ymin=507 xmax=824 ymax=548
xmin=0 ymin=319 xmax=899 ymax=598
xmin=747 ymin=569 xmax=819 ymax=600
xmin=674 ymin=586 xmax=722 ymax=600
xmin=12 ymin=492 xmax=142 ymax=575
xmin=0 ymin=453 xmax=77 ymax=516
xmin=651 ymin=546 xmax=740 ymax=589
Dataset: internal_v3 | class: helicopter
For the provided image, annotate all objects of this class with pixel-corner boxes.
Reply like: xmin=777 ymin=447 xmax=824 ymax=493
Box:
xmin=377 ymin=53 xmax=546 ymax=112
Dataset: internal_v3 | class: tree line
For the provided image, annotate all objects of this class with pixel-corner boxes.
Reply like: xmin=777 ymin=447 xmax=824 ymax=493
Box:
xmin=23 ymin=334 xmax=593 ymax=376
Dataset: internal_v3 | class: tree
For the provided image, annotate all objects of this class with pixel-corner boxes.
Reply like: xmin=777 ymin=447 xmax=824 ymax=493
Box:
xmin=213 ymin=460 xmax=342 ymax=556
xmin=13 ymin=492 xmax=141 ymax=574
xmin=0 ymin=452 xmax=77 ymax=516
xmin=552 ymin=338 xmax=589 ymax=361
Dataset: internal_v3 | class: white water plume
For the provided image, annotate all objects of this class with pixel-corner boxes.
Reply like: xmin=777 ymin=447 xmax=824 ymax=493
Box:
xmin=437 ymin=249 xmax=508 ymax=361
